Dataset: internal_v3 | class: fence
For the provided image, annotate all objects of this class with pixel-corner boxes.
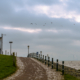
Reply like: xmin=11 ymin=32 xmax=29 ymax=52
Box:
xmin=28 ymin=53 xmax=80 ymax=78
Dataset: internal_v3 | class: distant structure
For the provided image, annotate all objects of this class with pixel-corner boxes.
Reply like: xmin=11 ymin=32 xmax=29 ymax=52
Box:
xmin=0 ymin=36 xmax=2 ymax=54
xmin=0 ymin=34 xmax=6 ymax=54
xmin=5 ymin=50 xmax=7 ymax=55
xmin=28 ymin=52 xmax=38 ymax=58
xmin=27 ymin=45 xmax=30 ymax=57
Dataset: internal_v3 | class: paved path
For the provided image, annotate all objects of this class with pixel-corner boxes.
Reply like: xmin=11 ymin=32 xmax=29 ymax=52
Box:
xmin=31 ymin=58 xmax=64 ymax=80
xmin=15 ymin=57 xmax=48 ymax=80
xmin=3 ymin=57 xmax=64 ymax=80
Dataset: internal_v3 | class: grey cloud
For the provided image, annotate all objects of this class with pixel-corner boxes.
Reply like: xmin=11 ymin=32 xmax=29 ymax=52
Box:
xmin=65 ymin=0 xmax=80 ymax=12
xmin=0 ymin=0 xmax=80 ymax=60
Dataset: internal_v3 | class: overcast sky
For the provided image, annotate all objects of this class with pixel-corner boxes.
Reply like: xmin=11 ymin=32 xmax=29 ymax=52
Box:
xmin=0 ymin=0 xmax=80 ymax=61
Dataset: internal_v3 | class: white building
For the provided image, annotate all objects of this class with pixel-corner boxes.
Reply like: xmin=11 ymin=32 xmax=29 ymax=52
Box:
xmin=29 ymin=53 xmax=37 ymax=58
xmin=0 ymin=37 xmax=2 ymax=54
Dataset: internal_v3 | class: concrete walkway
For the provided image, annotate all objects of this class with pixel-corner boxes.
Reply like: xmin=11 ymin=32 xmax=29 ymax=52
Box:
xmin=3 ymin=57 xmax=64 ymax=80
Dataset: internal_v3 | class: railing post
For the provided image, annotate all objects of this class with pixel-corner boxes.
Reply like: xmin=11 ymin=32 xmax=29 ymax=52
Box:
xmin=43 ymin=55 xmax=44 ymax=63
xmin=36 ymin=53 xmax=37 ymax=59
xmin=48 ymin=57 xmax=50 ymax=67
xmin=56 ymin=59 xmax=58 ymax=71
xmin=13 ymin=52 xmax=15 ymax=66
xmin=37 ymin=54 xmax=38 ymax=60
xmin=45 ymin=56 xmax=46 ymax=65
xmin=41 ymin=54 xmax=42 ymax=62
xmin=62 ymin=61 xmax=64 ymax=75
xmin=52 ymin=58 xmax=53 ymax=69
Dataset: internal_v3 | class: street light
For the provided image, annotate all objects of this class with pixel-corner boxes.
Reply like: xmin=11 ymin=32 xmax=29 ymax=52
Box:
xmin=9 ymin=41 xmax=13 ymax=55
xmin=27 ymin=45 xmax=29 ymax=57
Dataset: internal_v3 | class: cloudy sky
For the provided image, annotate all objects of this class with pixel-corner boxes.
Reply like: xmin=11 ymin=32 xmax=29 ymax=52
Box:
xmin=0 ymin=0 xmax=80 ymax=61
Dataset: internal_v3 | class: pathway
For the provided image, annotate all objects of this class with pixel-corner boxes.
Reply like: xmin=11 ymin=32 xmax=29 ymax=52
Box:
xmin=3 ymin=57 xmax=64 ymax=80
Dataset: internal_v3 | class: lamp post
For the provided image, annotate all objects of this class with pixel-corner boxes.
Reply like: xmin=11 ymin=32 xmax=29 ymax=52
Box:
xmin=9 ymin=41 xmax=13 ymax=55
xmin=27 ymin=45 xmax=29 ymax=57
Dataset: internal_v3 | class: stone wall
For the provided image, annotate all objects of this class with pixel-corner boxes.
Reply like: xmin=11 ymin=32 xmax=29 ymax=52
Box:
xmin=30 ymin=54 xmax=80 ymax=78
xmin=39 ymin=59 xmax=80 ymax=78
xmin=49 ymin=61 xmax=80 ymax=78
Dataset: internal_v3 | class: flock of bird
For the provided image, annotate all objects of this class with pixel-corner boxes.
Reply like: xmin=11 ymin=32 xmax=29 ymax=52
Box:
xmin=30 ymin=22 xmax=75 ymax=26
xmin=30 ymin=22 xmax=53 ymax=26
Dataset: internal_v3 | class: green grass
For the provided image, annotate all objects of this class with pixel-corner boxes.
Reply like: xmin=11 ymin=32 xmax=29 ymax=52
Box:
xmin=64 ymin=74 xmax=80 ymax=80
xmin=0 ymin=54 xmax=17 ymax=79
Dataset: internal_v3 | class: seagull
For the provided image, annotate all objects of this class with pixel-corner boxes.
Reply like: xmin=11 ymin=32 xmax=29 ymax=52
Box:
xmin=31 ymin=23 xmax=33 ymax=25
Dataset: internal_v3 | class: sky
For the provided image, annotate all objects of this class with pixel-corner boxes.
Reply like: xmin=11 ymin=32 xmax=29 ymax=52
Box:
xmin=0 ymin=0 xmax=80 ymax=61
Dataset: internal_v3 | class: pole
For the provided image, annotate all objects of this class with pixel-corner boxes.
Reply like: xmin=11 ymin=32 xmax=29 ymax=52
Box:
xmin=9 ymin=41 xmax=13 ymax=55
xmin=43 ymin=55 xmax=44 ymax=63
xmin=1 ymin=34 xmax=6 ymax=54
xmin=56 ymin=59 xmax=58 ymax=71
xmin=1 ymin=34 xmax=3 ymax=54
xmin=48 ymin=57 xmax=49 ymax=67
xmin=62 ymin=61 xmax=64 ymax=75
xmin=45 ymin=56 xmax=46 ymax=65
xmin=10 ymin=43 xmax=11 ymax=55
xmin=27 ymin=45 xmax=29 ymax=57
xmin=52 ymin=58 xmax=53 ymax=69
xmin=28 ymin=47 xmax=29 ymax=56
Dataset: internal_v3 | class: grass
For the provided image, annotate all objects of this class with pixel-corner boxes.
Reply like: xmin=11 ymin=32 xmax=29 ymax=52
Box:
xmin=0 ymin=54 xmax=17 ymax=79
xmin=64 ymin=74 xmax=80 ymax=80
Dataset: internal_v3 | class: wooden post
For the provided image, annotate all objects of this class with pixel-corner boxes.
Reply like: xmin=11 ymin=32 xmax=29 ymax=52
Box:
xmin=52 ymin=58 xmax=53 ymax=69
xmin=56 ymin=59 xmax=58 ymax=71
xmin=48 ymin=57 xmax=49 ymax=67
xmin=45 ymin=56 xmax=46 ymax=65
xmin=41 ymin=54 xmax=42 ymax=62
xmin=62 ymin=61 xmax=64 ymax=75
xmin=13 ymin=52 xmax=15 ymax=66
xmin=43 ymin=55 xmax=44 ymax=63
xmin=37 ymin=54 xmax=38 ymax=60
